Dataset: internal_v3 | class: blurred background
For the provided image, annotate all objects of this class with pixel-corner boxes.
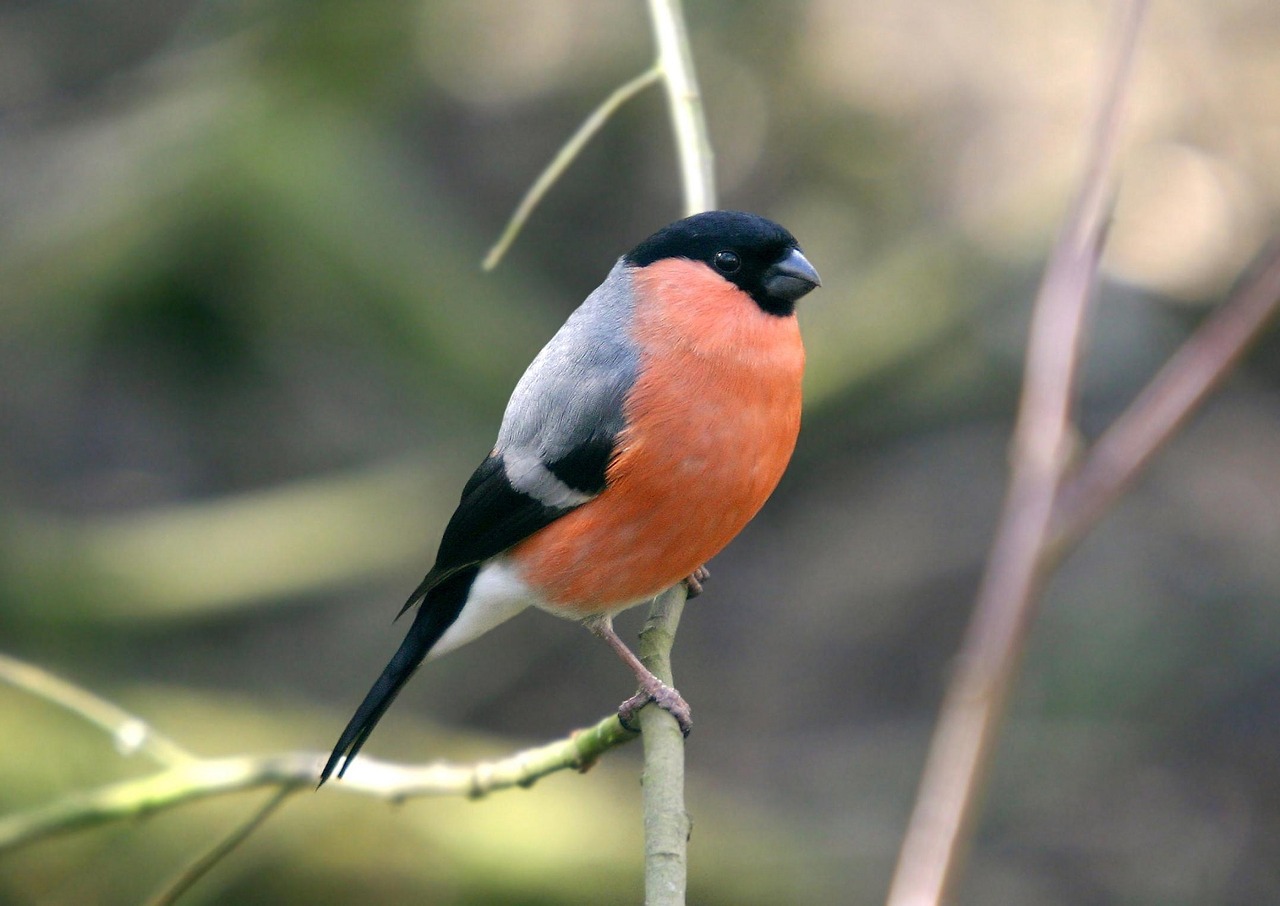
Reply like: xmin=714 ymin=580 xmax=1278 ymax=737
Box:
xmin=2 ymin=1 xmax=1279 ymax=903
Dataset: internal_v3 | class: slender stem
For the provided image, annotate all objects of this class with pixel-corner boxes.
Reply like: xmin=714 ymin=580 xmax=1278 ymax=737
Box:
xmin=483 ymin=65 xmax=663 ymax=271
xmin=145 ymin=787 xmax=294 ymax=906
xmin=0 ymin=652 xmax=194 ymax=767
xmin=1050 ymin=240 xmax=1280 ymax=548
xmin=485 ymin=0 xmax=715 ymax=271
xmin=886 ymin=4 xmax=1149 ymax=904
xmin=647 ymin=0 xmax=716 ymax=216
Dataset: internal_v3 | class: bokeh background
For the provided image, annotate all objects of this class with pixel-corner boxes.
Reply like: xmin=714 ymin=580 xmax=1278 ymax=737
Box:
xmin=3 ymin=1 xmax=1279 ymax=903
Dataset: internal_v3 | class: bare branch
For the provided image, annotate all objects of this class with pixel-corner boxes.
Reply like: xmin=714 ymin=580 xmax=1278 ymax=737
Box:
xmin=483 ymin=0 xmax=717 ymax=269
xmin=145 ymin=787 xmax=294 ymax=906
xmin=886 ymin=3 xmax=1150 ymax=904
xmin=0 ymin=712 xmax=636 ymax=854
xmin=0 ymin=652 xmax=194 ymax=767
xmin=1051 ymin=241 xmax=1280 ymax=548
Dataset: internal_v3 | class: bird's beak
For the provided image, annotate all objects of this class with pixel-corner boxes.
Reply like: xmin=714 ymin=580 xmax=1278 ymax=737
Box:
xmin=762 ymin=248 xmax=822 ymax=303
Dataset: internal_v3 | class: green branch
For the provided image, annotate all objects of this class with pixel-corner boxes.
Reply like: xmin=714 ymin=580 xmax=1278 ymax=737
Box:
xmin=0 ymin=703 xmax=636 ymax=854
xmin=484 ymin=0 xmax=717 ymax=271
xmin=647 ymin=0 xmax=715 ymax=216
xmin=636 ymin=586 xmax=691 ymax=905
xmin=146 ymin=787 xmax=293 ymax=906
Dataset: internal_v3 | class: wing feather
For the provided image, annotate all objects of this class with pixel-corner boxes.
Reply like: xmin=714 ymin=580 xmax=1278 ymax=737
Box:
xmin=399 ymin=262 xmax=640 ymax=615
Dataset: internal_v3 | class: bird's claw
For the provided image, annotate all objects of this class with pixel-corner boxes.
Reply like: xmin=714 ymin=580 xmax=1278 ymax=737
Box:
xmin=618 ymin=681 xmax=692 ymax=736
xmin=683 ymin=565 xmax=710 ymax=599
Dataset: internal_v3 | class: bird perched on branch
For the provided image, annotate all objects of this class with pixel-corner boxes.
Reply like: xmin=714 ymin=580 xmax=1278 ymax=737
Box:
xmin=322 ymin=210 xmax=820 ymax=783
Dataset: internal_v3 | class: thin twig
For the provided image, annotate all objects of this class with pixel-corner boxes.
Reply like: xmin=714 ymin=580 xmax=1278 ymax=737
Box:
xmin=483 ymin=65 xmax=662 ymax=271
xmin=886 ymin=3 xmax=1149 ymax=905
xmin=0 ymin=652 xmax=194 ymax=767
xmin=647 ymin=0 xmax=716 ymax=216
xmin=0 ymin=713 xmax=637 ymax=854
xmin=145 ymin=787 xmax=294 ymax=906
xmin=1051 ymin=240 xmax=1280 ymax=548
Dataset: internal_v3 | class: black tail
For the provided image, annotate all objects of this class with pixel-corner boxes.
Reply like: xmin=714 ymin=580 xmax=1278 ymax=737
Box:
xmin=319 ymin=566 xmax=478 ymax=784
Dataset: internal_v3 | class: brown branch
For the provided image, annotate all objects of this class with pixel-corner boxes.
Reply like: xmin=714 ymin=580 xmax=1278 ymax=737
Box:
xmin=886 ymin=3 xmax=1150 ymax=904
xmin=1051 ymin=240 xmax=1280 ymax=548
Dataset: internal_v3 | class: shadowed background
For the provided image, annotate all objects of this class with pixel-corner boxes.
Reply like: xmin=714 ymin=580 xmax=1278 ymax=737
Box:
xmin=2 ymin=1 xmax=1279 ymax=903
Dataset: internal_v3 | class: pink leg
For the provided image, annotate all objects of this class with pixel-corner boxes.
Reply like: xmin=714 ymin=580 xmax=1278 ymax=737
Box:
xmin=585 ymin=615 xmax=692 ymax=735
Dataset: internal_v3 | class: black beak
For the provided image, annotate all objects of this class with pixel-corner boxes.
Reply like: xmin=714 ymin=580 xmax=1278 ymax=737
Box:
xmin=762 ymin=248 xmax=822 ymax=304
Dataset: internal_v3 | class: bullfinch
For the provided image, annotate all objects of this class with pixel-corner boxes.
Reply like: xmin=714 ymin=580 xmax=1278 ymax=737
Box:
xmin=321 ymin=210 xmax=820 ymax=783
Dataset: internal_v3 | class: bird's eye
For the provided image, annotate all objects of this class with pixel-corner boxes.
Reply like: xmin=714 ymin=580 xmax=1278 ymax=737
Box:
xmin=713 ymin=250 xmax=741 ymax=274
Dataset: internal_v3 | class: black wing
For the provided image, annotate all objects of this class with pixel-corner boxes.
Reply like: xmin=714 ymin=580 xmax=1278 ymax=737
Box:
xmin=396 ymin=450 xmax=597 ymax=617
xmin=325 ymin=450 xmax=604 ymax=783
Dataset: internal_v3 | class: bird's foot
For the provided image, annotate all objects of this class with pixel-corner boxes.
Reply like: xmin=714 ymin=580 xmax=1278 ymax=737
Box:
xmin=618 ymin=678 xmax=692 ymax=736
xmin=585 ymin=614 xmax=692 ymax=735
xmin=683 ymin=565 xmax=710 ymax=599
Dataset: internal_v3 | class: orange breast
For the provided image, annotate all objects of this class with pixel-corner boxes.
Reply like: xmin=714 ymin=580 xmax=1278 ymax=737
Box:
xmin=511 ymin=258 xmax=805 ymax=614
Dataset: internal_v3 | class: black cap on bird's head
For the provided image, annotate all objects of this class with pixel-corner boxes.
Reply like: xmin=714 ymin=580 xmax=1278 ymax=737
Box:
xmin=624 ymin=210 xmax=822 ymax=317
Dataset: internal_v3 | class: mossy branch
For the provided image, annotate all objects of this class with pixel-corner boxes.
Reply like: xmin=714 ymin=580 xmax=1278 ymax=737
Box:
xmin=631 ymin=2 xmax=715 ymax=902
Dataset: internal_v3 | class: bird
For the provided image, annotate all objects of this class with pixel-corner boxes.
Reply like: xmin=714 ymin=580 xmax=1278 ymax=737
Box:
xmin=321 ymin=210 xmax=820 ymax=783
